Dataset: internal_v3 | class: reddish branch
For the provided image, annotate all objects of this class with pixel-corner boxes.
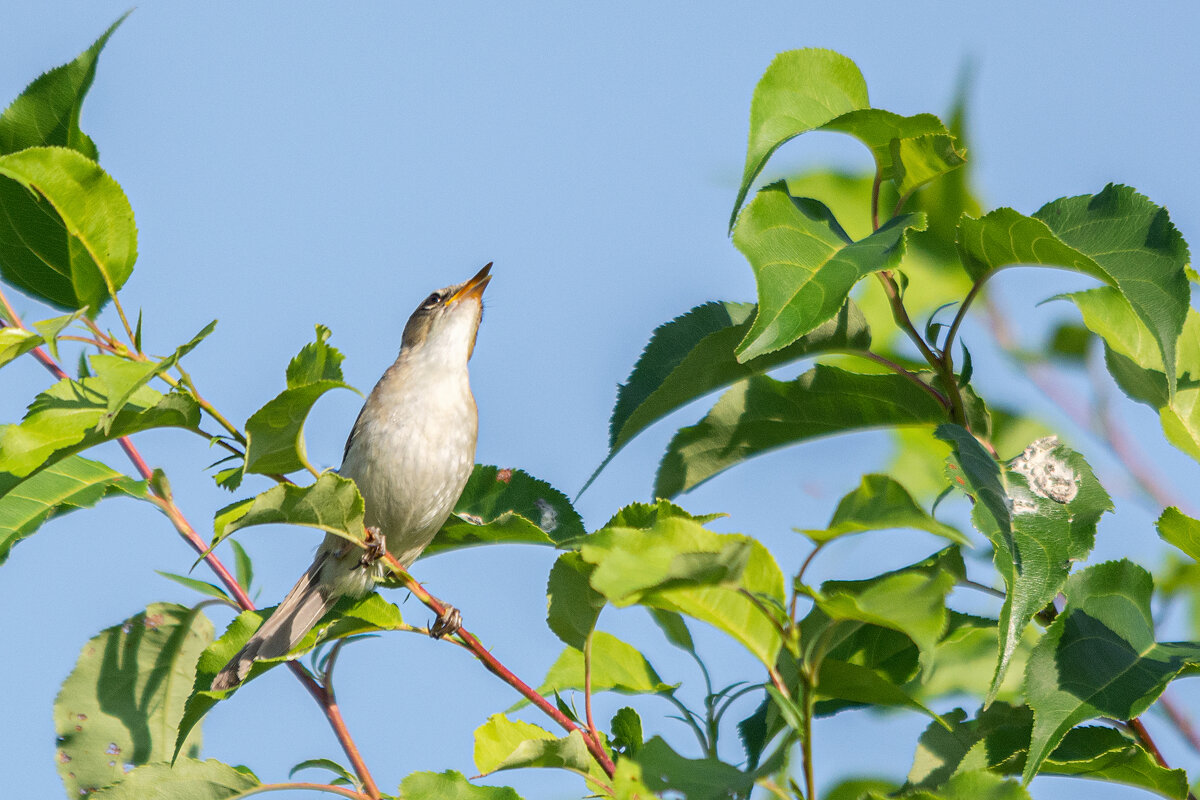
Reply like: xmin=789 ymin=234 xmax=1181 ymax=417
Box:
xmin=381 ymin=553 xmax=617 ymax=779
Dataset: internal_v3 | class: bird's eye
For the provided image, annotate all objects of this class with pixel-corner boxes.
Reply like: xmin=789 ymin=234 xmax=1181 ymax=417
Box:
xmin=422 ymin=292 xmax=443 ymax=309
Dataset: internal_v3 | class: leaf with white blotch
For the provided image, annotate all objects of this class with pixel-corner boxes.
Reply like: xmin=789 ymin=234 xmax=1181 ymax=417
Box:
xmin=584 ymin=299 xmax=870 ymax=493
xmin=0 ymin=380 xmax=199 ymax=494
xmin=799 ymin=473 xmax=968 ymax=546
xmin=0 ymin=147 xmax=137 ymax=315
xmin=937 ymin=425 xmax=1111 ymax=703
xmin=0 ymin=455 xmax=145 ymax=565
xmin=54 ymin=604 xmax=214 ymax=797
xmin=87 ymin=759 xmax=258 ymax=800
xmin=524 ymin=631 xmax=675 ymax=704
xmin=907 ymin=703 xmax=1188 ymax=799
xmin=657 ymin=365 xmax=948 ymax=497
xmin=734 ymin=183 xmax=926 ymax=361
xmin=1024 ymin=559 xmax=1200 ymax=782
xmin=427 ymin=465 xmax=584 ymax=557
xmin=209 ymin=471 xmax=366 ymax=558
xmin=957 ymin=185 xmax=1189 ymax=394
xmin=545 ymin=552 xmax=604 ymax=650
xmin=579 ymin=513 xmax=786 ymax=667
xmin=0 ymin=327 xmax=41 ymax=368
xmin=175 ymin=593 xmax=404 ymax=757
xmin=1158 ymin=506 xmax=1200 ymax=562
xmin=732 ymin=48 xmax=869 ymax=227
xmin=399 ymin=770 xmax=522 ymax=800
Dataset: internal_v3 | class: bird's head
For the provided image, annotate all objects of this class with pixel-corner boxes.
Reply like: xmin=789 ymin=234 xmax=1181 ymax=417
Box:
xmin=400 ymin=262 xmax=492 ymax=362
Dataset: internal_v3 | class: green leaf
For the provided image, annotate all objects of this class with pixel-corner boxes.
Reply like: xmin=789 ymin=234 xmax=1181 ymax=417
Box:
xmin=733 ymin=48 xmax=869 ymax=227
xmin=0 ymin=13 xmax=127 ymax=156
xmin=647 ymin=608 xmax=696 ymax=655
xmin=821 ymin=109 xmax=965 ymax=196
xmin=176 ymin=593 xmax=404 ymax=756
xmin=229 ymin=539 xmax=254 ymax=595
xmin=243 ymin=379 xmax=352 ymax=475
xmin=399 ymin=770 xmax=522 ymax=800
xmin=1060 ymin=287 xmax=1200 ymax=460
xmin=957 ymin=185 xmax=1190 ymax=394
xmin=1024 ymin=560 xmax=1200 ymax=782
xmin=587 ymin=299 xmax=870 ymax=491
xmin=912 ymin=613 xmax=1031 ymax=703
xmin=657 ymin=365 xmax=948 ymax=497
xmin=810 ymin=547 xmax=962 ymax=670
xmin=872 ymin=770 xmax=1031 ymax=800
xmin=815 ymin=657 xmax=947 ymax=726
xmin=89 ymin=320 xmax=216 ymax=431
xmin=610 ymin=707 xmax=643 ymax=757
xmin=289 ymin=757 xmax=358 ymax=787
xmin=0 ymin=326 xmax=41 ymax=368
xmin=734 ymin=183 xmax=926 ymax=361
xmin=156 ymin=571 xmax=233 ymax=603
xmin=473 ymin=714 xmax=593 ymax=776
xmin=798 ymin=473 xmax=968 ymax=546
xmin=54 ymin=604 xmax=215 ymax=797
xmin=937 ymin=426 xmax=1111 ymax=703
xmin=579 ymin=514 xmax=786 ymax=667
xmin=908 ymin=704 xmax=1188 ymax=799
xmin=631 ymin=736 xmax=756 ymax=800
xmin=0 ymin=146 xmax=137 ymax=314
xmin=32 ymin=308 xmax=86 ymax=360
xmin=210 ymin=471 xmax=367 ymax=555
xmin=0 ymin=454 xmax=145 ymax=565
xmin=0 ymin=380 xmax=199 ymax=493
xmin=286 ymin=324 xmax=346 ymax=387
xmin=427 ymin=465 xmax=584 ymax=556
xmin=87 ymin=758 xmax=258 ymax=800
xmin=528 ymin=632 xmax=675 ymax=701
xmin=1158 ymin=506 xmax=1200 ymax=562
xmin=545 ymin=552 xmax=604 ymax=650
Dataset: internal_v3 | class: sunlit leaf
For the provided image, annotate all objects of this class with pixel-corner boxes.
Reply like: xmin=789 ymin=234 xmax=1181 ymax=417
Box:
xmin=54 ymin=604 xmax=214 ymax=797
xmin=0 ymin=327 xmax=42 ymax=368
xmin=399 ymin=770 xmax=522 ymax=800
xmin=545 ymin=552 xmax=604 ymax=650
xmin=526 ymin=632 xmax=675 ymax=702
xmin=798 ymin=473 xmax=968 ymax=546
xmin=211 ymin=471 xmax=367 ymax=554
xmin=0 ymin=147 xmax=136 ymax=314
xmin=0 ymin=454 xmax=145 ymax=565
xmin=87 ymin=759 xmax=258 ymax=800
xmin=734 ymin=183 xmax=925 ymax=361
xmin=1158 ymin=506 xmax=1200 ymax=562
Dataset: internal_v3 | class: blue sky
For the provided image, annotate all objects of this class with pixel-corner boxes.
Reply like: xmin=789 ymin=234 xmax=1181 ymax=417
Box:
xmin=2 ymin=4 xmax=1199 ymax=799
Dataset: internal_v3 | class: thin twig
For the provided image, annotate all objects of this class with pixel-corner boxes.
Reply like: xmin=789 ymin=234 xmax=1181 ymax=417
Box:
xmin=844 ymin=349 xmax=950 ymax=410
xmin=583 ymin=630 xmax=598 ymax=740
xmin=230 ymin=783 xmax=370 ymax=800
xmin=380 ymin=553 xmax=617 ymax=779
xmin=1159 ymin=692 xmax=1200 ymax=754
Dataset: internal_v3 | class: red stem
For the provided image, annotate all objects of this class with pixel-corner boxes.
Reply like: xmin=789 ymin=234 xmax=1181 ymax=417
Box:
xmin=382 ymin=553 xmax=617 ymax=779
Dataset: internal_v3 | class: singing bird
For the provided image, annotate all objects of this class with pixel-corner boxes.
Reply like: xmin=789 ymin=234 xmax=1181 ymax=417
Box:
xmin=212 ymin=263 xmax=492 ymax=691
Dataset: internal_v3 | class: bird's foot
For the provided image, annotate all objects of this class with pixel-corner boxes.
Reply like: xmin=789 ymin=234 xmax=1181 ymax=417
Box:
xmin=429 ymin=605 xmax=463 ymax=639
xmin=358 ymin=525 xmax=386 ymax=569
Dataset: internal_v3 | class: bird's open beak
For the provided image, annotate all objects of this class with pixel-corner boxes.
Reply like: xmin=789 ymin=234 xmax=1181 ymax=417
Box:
xmin=447 ymin=262 xmax=493 ymax=305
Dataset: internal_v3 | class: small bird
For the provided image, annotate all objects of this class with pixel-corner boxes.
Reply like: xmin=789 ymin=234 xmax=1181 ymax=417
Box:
xmin=212 ymin=263 xmax=492 ymax=691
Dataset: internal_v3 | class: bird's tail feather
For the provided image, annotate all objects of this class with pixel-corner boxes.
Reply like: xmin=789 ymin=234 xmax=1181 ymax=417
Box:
xmin=211 ymin=553 xmax=335 ymax=691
